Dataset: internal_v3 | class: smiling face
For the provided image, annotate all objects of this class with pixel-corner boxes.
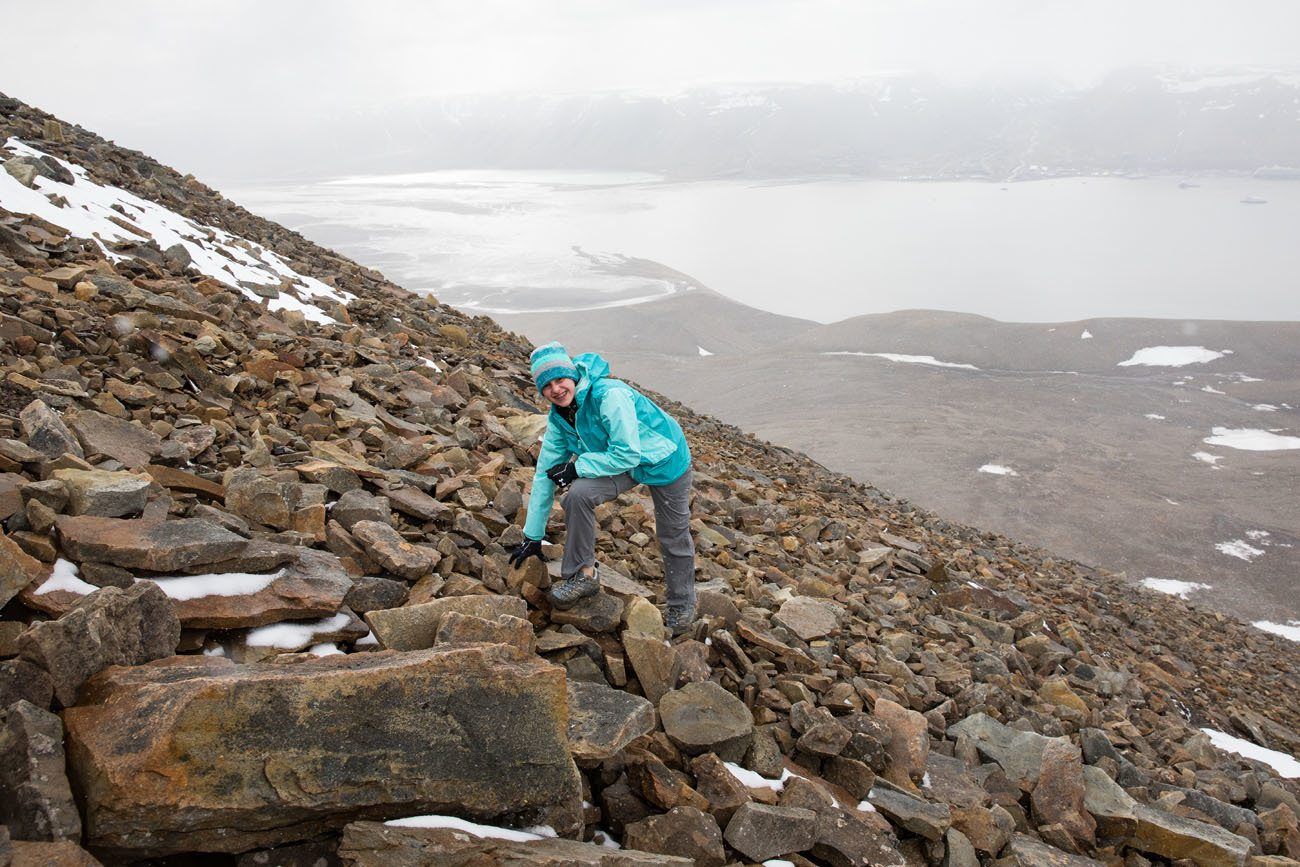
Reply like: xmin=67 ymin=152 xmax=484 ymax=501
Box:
xmin=542 ymin=377 xmax=576 ymax=408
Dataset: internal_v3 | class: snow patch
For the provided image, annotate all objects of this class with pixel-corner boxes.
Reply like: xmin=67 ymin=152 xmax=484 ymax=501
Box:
xmin=143 ymin=569 xmax=285 ymax=601
xmin=1118 ymin=346 xmax=1226 ymax=367
xmin=1080 ymin=330 xmax=1093 ymax=339
xmin=246 ymin=613 xmax=353 ymax=648
xmin=1200 ymin=728 xmax=1300 ymax=778
xmin=1192 ymin=452 xmax=1222 ymax=465
xmin=1201 ymin=385 xmax=1226 ymax=395
xmin=1253 ymin=404 xmax=1278 ymax=412
xmin=979 ymin=464 xmax=1018 ymax=476
xmin=308 ymin=643 xmax=344 ymax=656
xmin=697 ymin=346 xmax=714 ymax=357
xmin=1204 ymin=428 xmax=1300 ymax=451
xmin=1253 ymin=620 xmax=1300 ymax=642
xmin=385 ymin=815 xmax=556 ymax=842
xmin=33 ymin=559 xmax=97 ymax=596
xmin=724 ymin=761 xmax=799 ymax=792
xmin=1140 ymin=578 xmax=1210 ymax=598
xmin=1145 ymin=414 xmax=1166 ymax=420
xmin=824 ymin=352 xmax=979 ymax=370
xmin=1216 ymin=540 xmax=1264 ymax=562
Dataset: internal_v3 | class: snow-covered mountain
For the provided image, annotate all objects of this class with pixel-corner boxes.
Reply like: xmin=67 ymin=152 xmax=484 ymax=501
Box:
xmin=253 ymin=67 xmax=1300 ymax=181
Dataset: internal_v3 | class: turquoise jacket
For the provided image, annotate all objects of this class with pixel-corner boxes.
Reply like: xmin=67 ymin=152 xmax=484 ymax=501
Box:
xmin=523 ymin=353 xmax=691 ymax=540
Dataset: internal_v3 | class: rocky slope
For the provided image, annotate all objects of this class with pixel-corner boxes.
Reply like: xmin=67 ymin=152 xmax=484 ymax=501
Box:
xmin=0 ymin=93 xmax=1297 ymax=867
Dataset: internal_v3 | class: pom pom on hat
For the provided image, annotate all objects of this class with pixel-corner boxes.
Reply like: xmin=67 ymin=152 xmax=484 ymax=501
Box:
xmin=530 ymin=342 xmax=578 ymax=393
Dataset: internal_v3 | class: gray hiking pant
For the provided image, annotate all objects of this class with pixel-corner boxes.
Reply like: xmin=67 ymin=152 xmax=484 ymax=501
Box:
xmin=560 ymin=467 xmax=696 ymax=609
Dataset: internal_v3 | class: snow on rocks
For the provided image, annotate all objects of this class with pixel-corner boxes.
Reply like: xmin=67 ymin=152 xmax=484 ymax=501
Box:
xmin=1 ymin=138 xmax=352 ymax=324
xmin=1117 ymin=346 xmax=1226 ymax=367
xmin=1203 ymin=427 xmax=1300 ymax=451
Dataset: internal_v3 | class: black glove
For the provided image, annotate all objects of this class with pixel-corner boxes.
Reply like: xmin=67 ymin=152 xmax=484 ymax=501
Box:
xmin=546 ymin=460 xmax=579 ymax=489
xmin=508 ymin=538 xmax=547 ymax=569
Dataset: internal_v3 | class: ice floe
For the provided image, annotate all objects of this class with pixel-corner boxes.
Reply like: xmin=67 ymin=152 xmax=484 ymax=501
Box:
xmin=1200 ymin=728 xmax=1300 ymax=777
xmin=1140 ymin=578 xmax=1210 ymax=598
xmin=1117 ymin=346 xmax=1226 ymax=367
xmin=824 ymin=352 xmax=979 ymax=370
xmin=978 ymin=464 xmax=1018 ymax=476
xmin=1203 ymin=428 xmax=1300 ymax=451
xmin=0 ymin=138 xmax=353 ymax=324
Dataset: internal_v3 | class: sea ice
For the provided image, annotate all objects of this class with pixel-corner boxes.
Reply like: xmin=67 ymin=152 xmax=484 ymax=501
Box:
xmin=1140 ymin=578 xmax=1210 ymax=598
xmin=823 ymin=352 xmax=979 ymax=370
xmin=1200 ymin=728 xmax=1300 ymax=778
xmin=1117 ymin=346 xmax=1226 ymax=367
xmin=1203 ymin=428 xmax=1300 ymax=451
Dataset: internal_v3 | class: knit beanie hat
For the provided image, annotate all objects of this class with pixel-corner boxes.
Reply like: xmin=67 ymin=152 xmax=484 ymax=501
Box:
xmin=530 ymin=342 xmax=578 ymax=393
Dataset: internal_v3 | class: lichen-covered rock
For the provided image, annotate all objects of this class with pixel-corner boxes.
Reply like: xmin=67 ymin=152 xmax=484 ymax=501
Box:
xmin=18 ymin=581 xmax=180 ymax=706
xmin=63 ymin=645 xmax=582 ymax=858
xmin=0 ymin=700 xmax=82 ymax=842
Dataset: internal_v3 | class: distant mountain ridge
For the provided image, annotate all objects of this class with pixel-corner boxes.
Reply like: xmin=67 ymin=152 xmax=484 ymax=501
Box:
xmin=254 ymin=66 xmax=1300 ymax=181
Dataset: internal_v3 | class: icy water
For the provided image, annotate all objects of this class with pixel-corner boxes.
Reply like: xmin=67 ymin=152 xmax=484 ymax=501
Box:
xmin=223 ymin=172 xmax=1300 ymax=323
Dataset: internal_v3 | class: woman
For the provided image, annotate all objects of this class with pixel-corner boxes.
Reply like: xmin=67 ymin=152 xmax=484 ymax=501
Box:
xmin=508 ymin=342 xmax=697 ymax=635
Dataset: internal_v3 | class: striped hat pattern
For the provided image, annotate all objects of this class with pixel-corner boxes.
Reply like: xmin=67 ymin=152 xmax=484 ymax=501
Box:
xmin=529 ymin=342 xmax=578 ymax=393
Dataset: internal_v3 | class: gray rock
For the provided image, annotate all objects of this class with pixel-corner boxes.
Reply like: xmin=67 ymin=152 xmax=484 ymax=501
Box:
xmin=625 ymin=806 xmax=726 ymax=867
xmin=1002 ymin=833 xmax=1106 ymax=867
xmin=434 ymin=612 xmax=535 ymax=652
xmin=567 ymin=679 xmax=656 ymax=764
xmin=18 ymin=582 xmax=180 ymax=706
xmin=623 ymin=632 xmax=681 ymax=705
xmin=343 ymin=576 xmax=409 ymax=613
xmin=659 ymin=681 xmax=755 ymax=763
xmin=223 ymin=468 xmax=305 ymax=530
xmin=0 ymin=531 xmax=47 ymax=609
xmin=19 ymin=399 xmax=83 ymax=461
xmin=774 ymin=595 xmax=843 ymax=640
xmin=67 ymin=411 xmax=161 ymax=469
xmin=1030 ymin=738 xmax=1095 ymax=848
xmin=948 ymin=712 xmax=1055 ymax=786
xmin=331 ymin=489 xmax=391 ymax=531
xmin=338 ymin=821 xmax=691 ymax=865
xmin=868 ymin=784 xmax=953 ymax=841
xmin=810 ymin=807 xmax=908 ymax=867
xmin=365 ymin=595 xmax=527 ymax=651
xmin=550 ymin=590 xmax=624 ymax=633
xmin=945 ymin=828 xmax=980 ymax=867
xmin=55 ymin=515 xmax=249 ymax=572
xmin=350 ymin=520 xmax=436 ymax=579
xmin=51 ymin=468 xmax=151 ymax=517
xmin=0 ymin=658 xmax=54 ymax=710
xmin=0 ymin=700 xmax=81 ymax=841
xmin=1129 ymin=803 xmax=1255 ymax=867
xmin=724 ymin=802 xmax=818 ymax=862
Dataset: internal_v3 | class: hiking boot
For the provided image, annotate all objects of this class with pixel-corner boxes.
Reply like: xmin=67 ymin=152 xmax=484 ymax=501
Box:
xmin=549 ymin=568 xmax=599 ymax=609
xmin=665 ymin=603 xmax=696 ymax=637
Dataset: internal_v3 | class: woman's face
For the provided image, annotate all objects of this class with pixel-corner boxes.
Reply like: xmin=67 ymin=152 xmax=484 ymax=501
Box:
xmin=542 ymin=377 xmax=576 ymax=408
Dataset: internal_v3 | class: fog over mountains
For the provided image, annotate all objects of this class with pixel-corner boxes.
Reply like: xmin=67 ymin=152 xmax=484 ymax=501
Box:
xmin=262 ymin=66 xmax=1300 ymax=181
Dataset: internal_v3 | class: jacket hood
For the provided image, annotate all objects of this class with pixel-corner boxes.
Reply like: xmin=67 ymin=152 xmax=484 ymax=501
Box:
xmin=573 ymin=352 xmax=610 ymax=400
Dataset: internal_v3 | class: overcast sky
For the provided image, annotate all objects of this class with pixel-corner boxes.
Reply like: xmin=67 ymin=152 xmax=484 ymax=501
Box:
xmin=4 ymin=0 xmax=1299 ymax=177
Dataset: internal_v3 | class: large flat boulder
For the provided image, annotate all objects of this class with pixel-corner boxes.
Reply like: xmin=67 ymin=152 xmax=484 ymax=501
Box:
xmin=67 ymin=410 xmax=161 ymax=469
xmin=63 ymin=645 xmax=581 ymax=858
xmin=338 ymin=820 xmax=691 ymax=865
xmin=143 ymin=548 xmax=354 ymax=629
xmin=567 ymin=679 xmax=656 ymax=764
xmin=55 ymin=516 xmax=249 ymax=572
